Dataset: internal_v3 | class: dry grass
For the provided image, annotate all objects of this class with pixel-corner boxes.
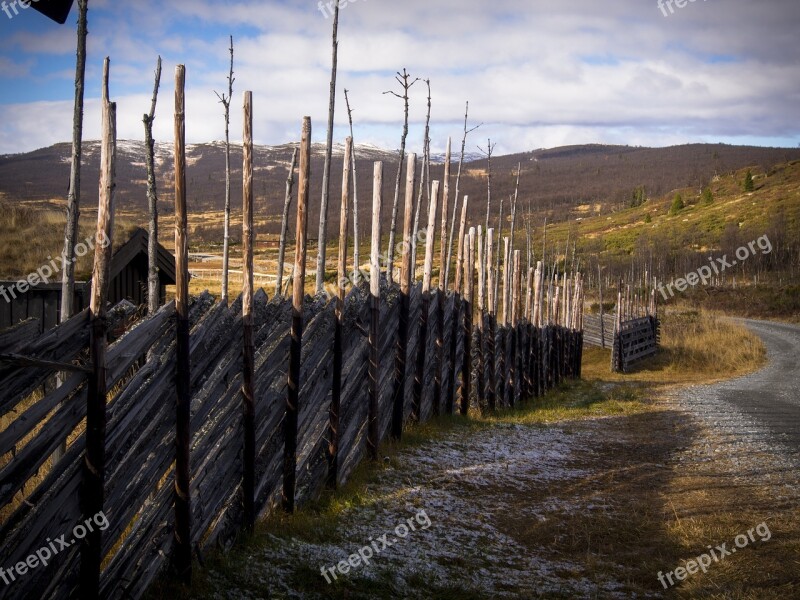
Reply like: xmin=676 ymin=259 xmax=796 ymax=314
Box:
xmin=582 ymin=308 xmax=767 ymax=386
xmin=0 ymin=199 xmax=140 ymax=279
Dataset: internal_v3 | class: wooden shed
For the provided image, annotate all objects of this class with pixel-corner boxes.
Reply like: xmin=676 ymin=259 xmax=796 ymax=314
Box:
xmin=0 ymin=228 xmax=175 ymax=333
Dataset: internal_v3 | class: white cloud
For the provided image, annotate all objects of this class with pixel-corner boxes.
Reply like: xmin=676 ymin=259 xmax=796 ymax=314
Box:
xmin=0 ymin=0 xmax=798 ymax=154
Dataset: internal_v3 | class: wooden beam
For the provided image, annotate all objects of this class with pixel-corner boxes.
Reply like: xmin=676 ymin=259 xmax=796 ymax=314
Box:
xmin=172 ymin=64 xmax=192 ymax=581
xmin=413 ymin=179 xmax=438 ymax=421
xmin=81 ymin=57 xmax=115 ymax=598
xmin=241 ymin=90 xmax=256 ymax=531
xmin=393 ymin=153 xmax=415 ymax=439
xmin=284 ymin=116 xmax=311 ymax=513
xmin=329 ymin=135 xmax=352 ymax=487
xmin=367 ymin=161 xmax=383 ymax=459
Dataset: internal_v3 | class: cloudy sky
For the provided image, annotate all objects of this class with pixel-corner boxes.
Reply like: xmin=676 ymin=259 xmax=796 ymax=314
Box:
xmin=0 ymin=0 xmax=798 ymax=156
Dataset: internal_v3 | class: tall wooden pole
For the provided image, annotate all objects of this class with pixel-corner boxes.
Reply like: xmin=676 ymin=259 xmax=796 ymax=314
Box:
xmin=330 ymin=136 xmax=351 ymax=487
xmin=475 ymin=225 xmax=485 ymax=410
xmin=144 ymin=56 xmax=162 ymax=315
xmin=367 ymin=162 xmax=383 ymax=459
xmin=316 ymin=0 xmax=340 ymax=294
xmin=508 ymin=250 xmax=520 ymax=406
xmin=172 ymin=64 xmax=192 ymax=581
xmin=60 ymin=0 xmax=88 ymax=326
xmin=276 ymin=148 xmax=298 ymax=297
xmin=454 ymin=196 xmax=469 ymax=295
xmin=241 ymin=91 xmax=255 ymax=531
xmin=393 ymin=153 xmax=416 ymax=439
xmin=486 ymin=227 xmax=496 ymax=411
xmin=435 ymin=139 xmax=451 ymax=416
xmin=498 ymin=236 xmax=510 ymax=405
xmin=284 ymin=117 xmax=311 ymax=513
xmin=80 ymin=57 xmax=114 ymax=599
xmin=460 ymin=228 xmax=475 ymax=415
xmin=217 ymin=36 xmax=234 ymax=303
xmin=439 ymin=137 xmax=451 ymax=292
xmin=413 ymin=179 xmax=438 ymax=421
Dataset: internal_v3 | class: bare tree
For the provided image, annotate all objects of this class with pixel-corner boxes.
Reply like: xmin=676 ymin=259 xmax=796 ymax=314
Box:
xmin=316 ymin=0 xmax=340 ymax=294
xmin=384 ymin=68 xmax=420 ymax=283
xmin=59 ymin=0 xmax=88 ymax=325
xmin=444 ymin=101 xmax=481 ymax=288
xmin=143 ymin=56 xmax=162 ymax=315
xmin=410 ymin=79 xmax=432 ymax=277
xmin=493 ymin=195 xmax=504 ymax=314
xmin=276 ymin=148 xmax=298 ymax=296
xmin=478 ymin=138 xmax=496 ymax=236
xmin=504 ymin=165 xmax=520 ymax=320
xmin=344 ymin=88 xmax=360 ymax=273
xmin=214 ymin=35 xmax=235 ymax=302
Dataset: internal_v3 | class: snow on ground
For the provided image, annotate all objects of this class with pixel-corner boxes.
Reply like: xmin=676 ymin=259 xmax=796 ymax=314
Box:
xmin=207 ymin=422 xmax=632 ymax=599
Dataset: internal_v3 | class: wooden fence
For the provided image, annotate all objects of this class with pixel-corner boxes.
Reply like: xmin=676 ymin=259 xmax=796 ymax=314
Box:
xmin=582 ymin=313 xmax=615 ymax=348
xmin=611 ymin=315 xmax=660 ymax=373
xmin=0 ymin=81 xmax=586 ymax=599
xmin=0 ymin=285 xmax=583 ymax=599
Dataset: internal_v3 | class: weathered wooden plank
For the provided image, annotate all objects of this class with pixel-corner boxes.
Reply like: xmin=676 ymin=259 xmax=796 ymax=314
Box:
xmin=0 ymin=318 xmax=41 ymax=353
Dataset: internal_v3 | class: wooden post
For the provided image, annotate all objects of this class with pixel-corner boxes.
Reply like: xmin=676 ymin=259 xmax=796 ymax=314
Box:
xmin=393 ymin=153 xmax=416 ymax=438
xmin=439 ymin=137 xmax=451 ymax=292
xmin=508 ymin=250 xmax=520 ymax=406
xmin=413 ymin=180 xmax=439 ymax=421
xmin=598 ymin=264 xmax=605 ymax=348
xmin=523 ymin=266 xmax=534 ymax=398
xmin=446 ymin=196 xmax=468 ymax=414
xmin=454 ymin=196 xmax=469 ymax=294
xmin=486 ymin=228 xmax=496 ymax=411
xmin=475 ymin=226 xmax=485 ymax=410
xmin=284 ymin=116 xmax=311 ymax=513
xmin=329 ymin=136 xmax=351 ymax=487
xmin=501 ymin=237 xmax=510 ymax=326
xmin=144 ymin=56 xmax=162 ymax=315
xmin=315 ymin=0 xmax=340 ymax=294
xmin=497 ymin=236 xmax=510 ymax=405
xmin=241 ymin=91 xmax=256 ymax=531
xmin=172 ymin=64 xmax=192 ymax=580
xmin=367 ymin=161 xmax=383 ymax=459
xmin=80 ymin=59 xmax=115 ymax=598
xmin=460 ymin=227 xmax=475 ymax=415
xmin=533 ymin=261 xmax=543 ymax=396
xmin=276 ymin=148 xmax=298 ymax=297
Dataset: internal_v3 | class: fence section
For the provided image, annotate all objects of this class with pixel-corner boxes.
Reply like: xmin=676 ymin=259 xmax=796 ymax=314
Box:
xmin=0 ymin=276 xmax=584 ymax=599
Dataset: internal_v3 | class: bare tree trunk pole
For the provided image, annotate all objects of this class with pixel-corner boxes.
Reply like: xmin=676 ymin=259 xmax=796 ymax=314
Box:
xmin=172 ymin=63 xmax=192 ymax=582
xmin=241 ymin=90 xmax=255 ymax=531
xmin=367 ymin=162 xmax=383 ymax=460
xmin=216 ymin=36 xmax=234 ymax=303
xmin=285 ymin=116 xmax=312 ymax=513
xmin=60 ymin=0 xmax=89 ymax=328
xmin=385 ymin=69 xmax=418 ymax=284
xmin=316 ymin=0 xmax=340 ymax=294
xmin=480 ymin=138 xmax=496 ymax=236
xmin=410 ymin=79 xmax=431 ymax=279
xmin=445 ymin=101 xmax=480 ymax=288
xmin=80 ymin=58 xmax=114 ymax=597
xmin=344 ymin=88 xmax=360 ymax=274
xmin=453 ymin=196 xmax=469 ymax=294
xmin=276 ymin=148 xmax=298 ymax=296
xmin=393 ymin=153 xmax=416 ymax=438
xmin=330 ymin=135 xmax=351 ymax=487
xmin=144 ymin=56 xmax=162 ymax=315
xmin=439 ymin=136 xmax=451 ymax=291
xmin=413 ymin=179 xmax=438 ymax=421
xmin=493 ymin=195 xmax=504 ymax=315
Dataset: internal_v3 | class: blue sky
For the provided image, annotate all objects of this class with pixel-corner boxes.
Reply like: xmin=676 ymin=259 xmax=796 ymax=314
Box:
xmin=0 ymin=0 xmax=799 ymax=155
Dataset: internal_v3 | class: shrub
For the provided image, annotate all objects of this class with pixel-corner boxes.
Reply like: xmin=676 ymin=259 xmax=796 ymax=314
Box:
xmin=669 ymin=193 xmax=684 ymax=216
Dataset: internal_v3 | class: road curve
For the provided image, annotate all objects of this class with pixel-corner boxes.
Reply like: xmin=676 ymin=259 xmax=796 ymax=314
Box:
xmin=683 ymin=319 xmax=800 ymax=455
